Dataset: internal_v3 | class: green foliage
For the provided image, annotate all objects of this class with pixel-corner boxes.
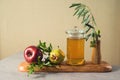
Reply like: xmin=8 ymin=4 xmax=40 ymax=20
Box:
xmin=27 ymin=41 xmax=54 ymax=76
xmin=28 ymin=63 xmax=36 ymax=75
xmin=69 ymin=3 xmax=101 ymax=47
xmin=37 ymin=40 xmax=52 ymax=54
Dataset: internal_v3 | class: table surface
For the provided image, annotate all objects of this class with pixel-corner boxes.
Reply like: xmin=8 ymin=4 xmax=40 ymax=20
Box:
xmin=0 ymin=52 xmax=120 ymax=80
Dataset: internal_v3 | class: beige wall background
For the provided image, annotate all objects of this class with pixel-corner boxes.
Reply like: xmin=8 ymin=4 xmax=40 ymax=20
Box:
xmin=0 ymin=0 xmax=120 ymax=65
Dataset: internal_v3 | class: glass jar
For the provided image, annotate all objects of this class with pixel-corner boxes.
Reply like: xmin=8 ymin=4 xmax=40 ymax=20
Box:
xmin=66 ymin=26 xmax=85 ymax=65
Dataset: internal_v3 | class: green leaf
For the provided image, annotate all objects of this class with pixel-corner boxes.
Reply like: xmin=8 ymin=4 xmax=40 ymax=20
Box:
xmin=82 ymin=14 xmax=90 ymax=24
xmin=90 ymin=40 xmax=96 ymax=47
xmin=43 ymin=61 xmax=53 ymax=67
xmin=97 ymin=30 xmax=101 ymax=38
xmin=85 ymin=27 xmax=91 ymax=33
xmin=81 ymin=9 xmax=89 ymax=16
xmin=75 ymin=5 xmax=81 ymax=10
xmin=37 ymin=64 xmax=43 ymax=69
xmin=27 ymin=63 xmax=36 ymax=75
xmin=98 ymin=30 xmax=100 ymax=34
xmin=73 ymin=9 xmax=79 ymax=16
xmin=85 ymin=33 xmax=91 ymax=41
xmin=85 ymin=23 xmax=94 ymax=29
xmin=69 ymin=3 xmax=81 ymax=8
xmin=37 ymin=56 xmax=42 ymax=65
xmin=90 ymin=43 xmax=95 ymax=47
xmin=77 ymin=8 xmax=85 ymax=19
xmin=92 ymin=16 xmax=97 ymax=26
xmin=91 ymin=32 xmax=95 ymax=38
xmin=47 ymin=43 xmax=52 ymax=53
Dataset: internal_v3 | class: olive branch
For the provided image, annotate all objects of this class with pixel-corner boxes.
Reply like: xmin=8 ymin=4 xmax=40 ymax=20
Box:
xmin=69 ymin=3 xmax=101 ymax=47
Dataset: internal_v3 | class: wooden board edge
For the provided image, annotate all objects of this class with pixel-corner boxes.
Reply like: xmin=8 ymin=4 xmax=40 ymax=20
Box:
xmin=18 ymin=61 xmax=112 ymax=72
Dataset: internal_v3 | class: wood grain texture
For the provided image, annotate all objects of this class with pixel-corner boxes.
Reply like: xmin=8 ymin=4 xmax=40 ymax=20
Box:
xmin=18 ymin=61 xmax=112 ymax=72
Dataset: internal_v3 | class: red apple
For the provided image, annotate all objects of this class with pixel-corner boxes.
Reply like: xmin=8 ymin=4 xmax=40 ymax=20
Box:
xmin=24 ymin=46 xmax=43 ymax=63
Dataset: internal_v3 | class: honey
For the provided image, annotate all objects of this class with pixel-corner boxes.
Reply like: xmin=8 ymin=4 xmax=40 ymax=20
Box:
xmin=66 ymin=26 xmax=85 ymax=65
xmin=67 ymin=38 xmax=85 ymax=65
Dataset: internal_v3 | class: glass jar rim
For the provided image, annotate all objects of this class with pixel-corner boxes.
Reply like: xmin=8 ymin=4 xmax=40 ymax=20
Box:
xmin=66 ymin=26 xmax=84 ymax=35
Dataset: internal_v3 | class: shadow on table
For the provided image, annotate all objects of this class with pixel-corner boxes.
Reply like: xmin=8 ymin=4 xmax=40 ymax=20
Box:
xmin=112 ymin=66 xmax=120 ymax=72
xmin=33 ymin=72 xmax=59 ymax=79
xmin=33 ymin=72 xmax=46 ymax=78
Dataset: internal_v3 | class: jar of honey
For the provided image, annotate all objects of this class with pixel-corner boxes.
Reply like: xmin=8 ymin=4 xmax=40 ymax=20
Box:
xmin=66 ymin=26 xmax=85 ymax=65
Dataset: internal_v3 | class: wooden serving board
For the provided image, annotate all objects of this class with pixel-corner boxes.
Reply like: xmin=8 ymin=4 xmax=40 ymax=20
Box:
xmin=18 ymin=61 xmax=112 ymax=72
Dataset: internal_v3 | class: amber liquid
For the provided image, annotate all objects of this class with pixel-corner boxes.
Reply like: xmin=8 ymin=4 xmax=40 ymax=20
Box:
xmin=67 ymin=38 xmax=85 ymax=65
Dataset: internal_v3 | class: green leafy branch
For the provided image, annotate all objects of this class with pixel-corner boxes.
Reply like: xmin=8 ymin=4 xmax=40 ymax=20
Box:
xmin=27 ymin=41 xmax=54 ymax=76
xmin=69 ymin=3 xmax=101 ymax=47
xmin=37 ymin=40 xmax=52 ymax=54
